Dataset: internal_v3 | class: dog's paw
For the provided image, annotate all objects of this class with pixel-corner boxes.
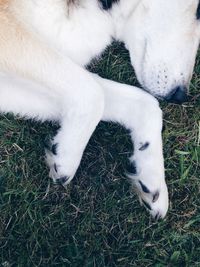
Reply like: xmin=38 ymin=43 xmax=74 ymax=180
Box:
xmin=127 ymin=161 xmax=169 ymax=219
xmin=45 ymin=144 xmax=73 ymax=187
xmin=138 ymin=183 xmax=169 ymax=219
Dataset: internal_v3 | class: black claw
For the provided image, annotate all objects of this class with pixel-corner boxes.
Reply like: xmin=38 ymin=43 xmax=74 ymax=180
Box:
xmin=154 ymin=212 xmax=161 ymax=220
xmin=139 ymin=181 xmax=150 ymax=193
xmin=153 ymin=191 xmax=160 ymax=203
xmin=54 ymin=163 xmax=58 ymax=173
xmin=52 ymin=143 xmax=58 ymax=155
xmin=57 ymin=176 xmax=69 ymax=185
xmin=139 ymin=142 xmax=150 ymax=151
xmin=142 ymin=200 xmax=151 ymax=210
xmin=127 ymin=161 xmax=137 ymax=175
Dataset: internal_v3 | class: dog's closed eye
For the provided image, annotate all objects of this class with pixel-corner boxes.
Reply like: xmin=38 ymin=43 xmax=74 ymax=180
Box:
xmin=196 ymin=2 xmax=200 ymax=20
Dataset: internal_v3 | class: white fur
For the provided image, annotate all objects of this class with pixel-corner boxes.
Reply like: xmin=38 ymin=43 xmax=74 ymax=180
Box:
xmin=121 ymin=0 xmax=200 ymax=97
xmin=0 ymin=0 xmax=199 ymax=218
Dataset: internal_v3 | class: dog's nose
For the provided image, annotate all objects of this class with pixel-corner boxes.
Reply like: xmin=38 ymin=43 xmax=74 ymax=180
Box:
xmin=165 ymin=86 xmax=188 ymax=104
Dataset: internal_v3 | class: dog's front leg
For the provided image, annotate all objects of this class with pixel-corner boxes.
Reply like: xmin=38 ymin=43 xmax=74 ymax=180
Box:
xmin=94 ymin=75 xmax=169 ymax=219
xmin=0 ymin=27 xmax=105 ymax=185
xmin=46 ymin=87 xmax=104 ymax=185
xmin=0 ymin=71 xmax=104 ymax=186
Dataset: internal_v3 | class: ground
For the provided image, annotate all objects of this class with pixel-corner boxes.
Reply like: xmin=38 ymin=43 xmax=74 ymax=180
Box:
xmin=0 ymin=42 xmax=200 ymax=267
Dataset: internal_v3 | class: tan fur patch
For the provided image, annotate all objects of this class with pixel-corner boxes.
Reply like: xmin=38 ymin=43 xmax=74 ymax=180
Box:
xmin=0 ymin=0 xmax=9 ymax=5
xmin=0 ymin=0 xmax=11 ymax=8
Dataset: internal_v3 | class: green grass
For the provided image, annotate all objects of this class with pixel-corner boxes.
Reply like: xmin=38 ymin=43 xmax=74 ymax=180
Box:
xmin=0 ymin=42 xmax=200 ymax=267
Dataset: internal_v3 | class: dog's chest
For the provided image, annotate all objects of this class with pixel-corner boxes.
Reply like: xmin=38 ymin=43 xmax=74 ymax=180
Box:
xmin=23 ymin=1 xmax=114 ymax=66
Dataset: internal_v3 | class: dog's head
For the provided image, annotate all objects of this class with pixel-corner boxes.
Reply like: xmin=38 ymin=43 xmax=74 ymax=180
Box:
xmin=123 ymin=0 xmax=200 ymax=104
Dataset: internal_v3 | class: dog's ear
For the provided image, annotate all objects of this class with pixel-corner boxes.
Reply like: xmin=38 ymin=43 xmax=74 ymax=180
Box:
xmin=196 ymin=2 xmax=200 ymax=19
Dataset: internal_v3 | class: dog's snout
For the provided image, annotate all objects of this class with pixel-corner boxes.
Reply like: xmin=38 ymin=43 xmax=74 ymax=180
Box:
xmin=165 ymin=86 xmax=188 ymax=104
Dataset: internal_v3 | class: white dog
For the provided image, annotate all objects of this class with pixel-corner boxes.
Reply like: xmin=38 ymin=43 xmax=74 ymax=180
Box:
xmin=0 ymin=0 xmax=199 ymax=219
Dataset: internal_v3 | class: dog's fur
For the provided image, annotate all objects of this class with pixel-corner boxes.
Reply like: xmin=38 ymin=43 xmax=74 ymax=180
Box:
xmin=0 ymin=0 xmax=200 ymax=218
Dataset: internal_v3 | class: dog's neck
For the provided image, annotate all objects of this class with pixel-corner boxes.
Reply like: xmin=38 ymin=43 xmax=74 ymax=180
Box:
xmin=11 ymin=0 xmax=141 ymax=65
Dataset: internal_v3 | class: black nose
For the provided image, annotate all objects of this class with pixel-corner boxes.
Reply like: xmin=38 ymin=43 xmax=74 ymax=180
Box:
xmin=165 ymin=86 xmax=188 ymax=104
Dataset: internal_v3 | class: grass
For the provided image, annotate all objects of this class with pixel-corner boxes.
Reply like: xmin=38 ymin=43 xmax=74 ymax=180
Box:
xmin=0 ymin=42 xmax=200 ymax=267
